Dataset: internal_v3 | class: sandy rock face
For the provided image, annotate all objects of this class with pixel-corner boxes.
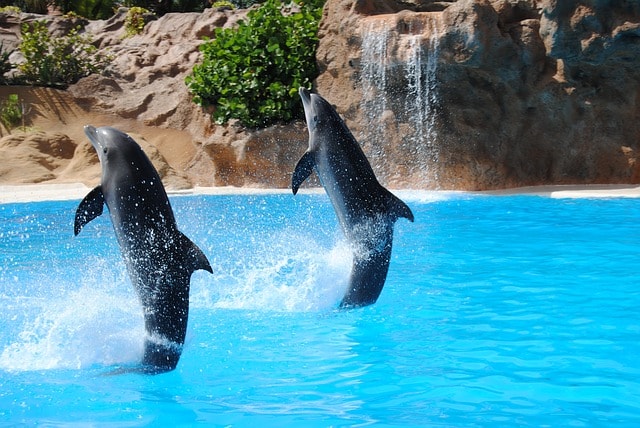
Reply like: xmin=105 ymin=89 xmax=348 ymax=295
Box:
xmin=0 ymin=132 xmax=79 ymax=183
xmin=0 ymin=128 xmax=190 ymax=187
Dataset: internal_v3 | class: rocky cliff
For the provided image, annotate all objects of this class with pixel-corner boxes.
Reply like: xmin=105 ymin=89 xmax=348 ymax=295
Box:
xmin=317 ymin=0 xmax=640 ymax=189
xmin=0 ymin=7 xmax=307 ymax=189
xmin=1 ymin=0 xmax=640 ymax=190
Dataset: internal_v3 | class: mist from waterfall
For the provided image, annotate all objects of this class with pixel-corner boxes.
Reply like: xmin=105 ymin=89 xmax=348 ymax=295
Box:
xmin=359 ymin=17 xmax=441 ymax=187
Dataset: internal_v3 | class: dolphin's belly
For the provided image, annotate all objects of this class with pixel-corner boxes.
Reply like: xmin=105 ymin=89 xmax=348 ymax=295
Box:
xmin=315 ymin=158 xmax=391 ymax=253
xmin=104 ymin=187 xmax=180 ymax=288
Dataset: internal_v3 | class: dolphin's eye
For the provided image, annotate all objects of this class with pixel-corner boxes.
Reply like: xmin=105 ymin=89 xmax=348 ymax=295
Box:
xmin=313 ymin=115 xmax=318 ymax=123
xmin=103 ymin=147 xmax=108 ymax=154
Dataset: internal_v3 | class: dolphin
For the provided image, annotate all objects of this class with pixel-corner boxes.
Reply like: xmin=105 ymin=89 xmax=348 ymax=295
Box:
xmin=74 ymin=125 xmax=212 ymax=374
xmin=292 ymin=88 xmax=414 ymax=308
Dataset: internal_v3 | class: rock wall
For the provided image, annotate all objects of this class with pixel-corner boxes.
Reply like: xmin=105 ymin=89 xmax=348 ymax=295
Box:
xmin=1 ymin=1 xmax=640 ymax=190
xmin=0 ymin=7 xmax=307 ymax=189
xmin=316 ymin=0 xmax=640 ymax=189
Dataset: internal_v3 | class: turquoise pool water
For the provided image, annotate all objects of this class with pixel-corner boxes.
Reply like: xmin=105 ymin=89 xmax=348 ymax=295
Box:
xmin=1 ymin=192 xmax=639 ymax=426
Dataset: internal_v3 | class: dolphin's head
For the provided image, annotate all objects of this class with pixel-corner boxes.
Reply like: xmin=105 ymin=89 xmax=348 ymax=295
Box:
xmin=84 ymin=125 xmax=142 ymax=166
xmin=299 ymin=87 xmax=345 ymax=140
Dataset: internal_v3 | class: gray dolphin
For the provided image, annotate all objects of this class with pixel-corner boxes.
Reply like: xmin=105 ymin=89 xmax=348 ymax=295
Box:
xmin=74 ymin=125 xmax=212 ymax=374
xmin=292 ymin=88 xmax=414 ymax=308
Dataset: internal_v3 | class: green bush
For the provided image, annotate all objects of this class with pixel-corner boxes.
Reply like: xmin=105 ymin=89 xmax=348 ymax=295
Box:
xmin=186 ymin=0 xmax=322 ymax=128
xmin=228 ymin=0 xmax=260 ymax=8
xmin=51 ymin=0 xmax=116 ymax=19
xmin=11 ymin=0 xmax=48 ymax=14
xmin=18 ymin=20 xmax=110 ymax=87
xmin=211 ymin=0 xmax=235 ymax=9
xmin=0 ymin=5 xmax=21 ymax=13
xmin=4 ymin=0 xmax=211 ymax=17
xmin=117 ymin=0 xmax=206 ymax=15
xmin=0 ymin=94 xmax=22 ymax=130
xmin=124 ymin=7 xmax=154 ymax=37
xmin=0 ymin=42 xmax=14 ymax=84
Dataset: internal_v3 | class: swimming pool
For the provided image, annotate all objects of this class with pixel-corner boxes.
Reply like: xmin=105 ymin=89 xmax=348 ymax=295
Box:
xmin=1 ymin=192 xmax=639 ymax=425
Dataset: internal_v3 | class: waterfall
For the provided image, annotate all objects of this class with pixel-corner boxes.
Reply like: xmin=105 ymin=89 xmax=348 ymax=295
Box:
xmin=359 ymin=16 xmax=441 ymax=187
xmin=359 ymin=20 xmax=390 ymax=171
xmin=404 ymin=19 xmax=441 ymax=185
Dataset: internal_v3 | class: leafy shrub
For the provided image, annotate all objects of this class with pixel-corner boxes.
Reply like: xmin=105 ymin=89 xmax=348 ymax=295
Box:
xmin=51 ymin=0 xmax=116 ymax=19
xmin=186 ymin=0 xmax=322 ymax=128
xmin=124 ymin=7 xmax=154 ymax=37
xmin=18 ymin=20 xmax=110 ymax=87
xmin=62 ymin=10 xmax=81 ymax=18
xmin=8 ymin=0 xmax=71 ymax=14
xmin=0 ymin=42 xmax=14 ymax=84
xmin=22 ymin=0 xmax=48 ymax=14
xmin=211 ymin=0 xmax=234 ymax=9
xmin=117 ymin=0 xmax=206 ymax=15
xmin=0 ymin=94 xmax=22 ymax=130
xmin=228 ymin=0 xmax=260 ymax=8
xmin=0 ymin=5 xmax=21 ymax=13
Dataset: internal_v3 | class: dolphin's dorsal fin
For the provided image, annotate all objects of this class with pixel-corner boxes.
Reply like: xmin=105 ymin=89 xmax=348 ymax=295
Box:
xmin=291 ymin=151 xmax=315 ymax=195
xmin=177 ymin=231 xmax=213 ymax=274
xmin=384 ymin=190 xmax=414 ymax=223
xmin=74 ymin=186 xmax=105 ymax=236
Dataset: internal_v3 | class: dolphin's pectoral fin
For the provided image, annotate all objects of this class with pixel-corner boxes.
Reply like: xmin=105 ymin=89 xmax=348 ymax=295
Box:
xmin=385 ymin=190 xmax=414 ymax=222
xmin=177 ymin=231 xmax=213 ymax=274
xmin=292 ymin=151 xmax=315 ymax=195
xmin=74 ymin=186 xmax=105 ymax=235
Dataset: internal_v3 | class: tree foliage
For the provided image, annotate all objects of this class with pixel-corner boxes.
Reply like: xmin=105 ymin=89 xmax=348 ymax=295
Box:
xmin=52 ymin=0 xmax=116 ymax=19
xmin=0 ymin=42 xmax=14 ymax=85
xmin=0 ymin=0 xmax=213 ymax=18
xmin=18 ymin=20 xmax=110 ymax=87
xmin=0 ymin=93 xmax=22 ymax=130
xmin=186 ymin=0 xmax=322 ymax=128
xmin=124 ymin=6 xmax=154 ymax=37
xmin=0 ymin=0 xmax=326 ymax=127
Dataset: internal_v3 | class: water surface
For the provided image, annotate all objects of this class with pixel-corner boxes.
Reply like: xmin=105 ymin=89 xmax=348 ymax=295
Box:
xmin=1 ymin=193 xmax=639 ymax=426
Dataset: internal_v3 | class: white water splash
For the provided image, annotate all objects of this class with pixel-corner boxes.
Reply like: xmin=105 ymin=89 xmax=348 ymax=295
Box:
xmin=192 ymin=233 xmax=351 ymax=313
xmin=0 ymin=281 xmax=144 ymax=372
xmin=0 ymin=208 xmax=353 ymax=372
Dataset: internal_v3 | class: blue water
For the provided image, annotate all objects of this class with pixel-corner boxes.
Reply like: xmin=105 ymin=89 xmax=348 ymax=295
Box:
xmin=1 ymin=192 xmax=639 ymax=426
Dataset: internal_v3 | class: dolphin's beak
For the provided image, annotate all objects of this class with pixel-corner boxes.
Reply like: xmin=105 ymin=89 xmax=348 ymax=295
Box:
xmin=84 ymin=125 xmax=105 ymax=162
xmin=299 ymin=87 xmax=311 ymax=104
xmin=299 ymin=87 xmax=315 ymax=132
xmin=84 ymin=125 xmax=98 ymax=146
